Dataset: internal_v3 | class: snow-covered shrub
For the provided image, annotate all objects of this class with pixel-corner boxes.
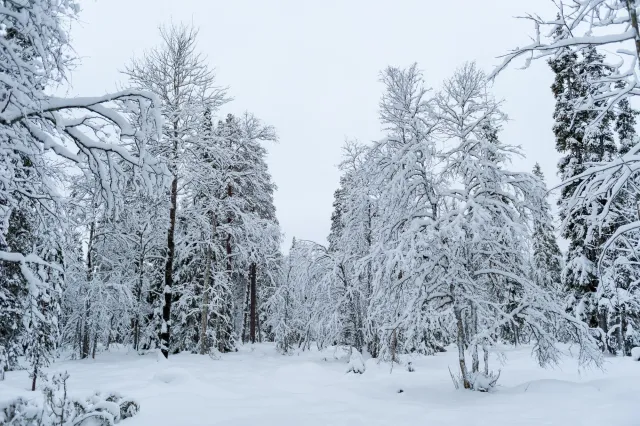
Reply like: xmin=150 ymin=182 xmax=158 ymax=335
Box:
xmin=449 ymin=368 xmax=500 ymax=392
xmin=346 ymin=349 xmax=365 ymax=374
xmin=0 ymin=372 xmax=140 ymax=425
xmin=631 ymin=347 xmax=640 ymax=361
xmin=468 ymin=371 xmax=500 ymax=392
xmin=1 ymin=398 xmax=41 ymax=425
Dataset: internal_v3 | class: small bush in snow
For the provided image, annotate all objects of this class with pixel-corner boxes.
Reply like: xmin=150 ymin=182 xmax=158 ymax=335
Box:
xmin=631 ymin=347 xmax=640 ymax=361
xmin=346 ymin=349 xmax=365 ymax=374
xmin=468 ymin=371 xmax=501 ymax=392
xmin=0 ymin=372 xmax=140 ymax=425
xmin=449 ymin=367 xmax=500 ymax=392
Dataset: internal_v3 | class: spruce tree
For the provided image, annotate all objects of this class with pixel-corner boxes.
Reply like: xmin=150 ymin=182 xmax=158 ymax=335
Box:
xmin=614 ymin=81 xmax=639 ymax=154
xmin=531 ymin=164 xmax=563 ymax=293
xmin=550 ymin=44 xmax=609 ymax=330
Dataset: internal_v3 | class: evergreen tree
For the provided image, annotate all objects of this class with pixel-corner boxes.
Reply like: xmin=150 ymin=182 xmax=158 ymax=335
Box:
xmin=550 ymin=44 xmax=617 ymax=334
xmin=531 ymin=164 xmax=563 ymax=293
xmin=614 ymin=81 xmax=638 ymax=154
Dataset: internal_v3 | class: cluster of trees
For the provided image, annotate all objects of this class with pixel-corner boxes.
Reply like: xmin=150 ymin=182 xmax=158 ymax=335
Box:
xmin=0 ymin=1 xmax=280 ymax=390
xmin=267 ymin=0 xmax=640 ymax=390
xmin=4 ymin=0 xmax=640 ymax=395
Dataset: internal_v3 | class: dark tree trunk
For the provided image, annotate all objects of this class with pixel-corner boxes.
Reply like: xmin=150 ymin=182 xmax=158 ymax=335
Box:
xmin=31 ymin=364 xmax=37 ymax=391
xmin=82 ymin=220 xmax=96 ymax=359
xmin=249 ymin=262 xmax=257 ymax=343
xmin=133 ymin=232 xmax=145 ymax=351
xmin=242 ymin=281 xmax=250 ymax=343
xmin=226 ymin=183 xmax=233 ymax=275
xmin=161 ymin=175 xmax=178 ymax=358
xmin=91 ymin=331 xmax=98 ymax=359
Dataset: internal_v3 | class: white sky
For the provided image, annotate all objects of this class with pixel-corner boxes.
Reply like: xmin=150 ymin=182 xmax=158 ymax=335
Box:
xmin=67 ymin=0 xmax=559 ymax=249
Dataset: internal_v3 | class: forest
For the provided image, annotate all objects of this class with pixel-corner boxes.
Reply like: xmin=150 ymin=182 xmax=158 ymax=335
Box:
xmin=1 ymin=1 xmax=639 ymax=425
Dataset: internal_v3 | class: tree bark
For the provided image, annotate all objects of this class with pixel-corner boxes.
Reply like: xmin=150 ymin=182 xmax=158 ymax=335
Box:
xmin=199 ymin=245 xmax=212 ymax=354
xmin=482 ymin=344 xmax=489 ymax=375
xmin=31 ymin=363 xmax=37 ymax=391
xmin=249 ymin=262 xmax=257 ymax=343
xmin=133 ymin=232 xmax=145 ymax=351
xmin=161 ymin=174 xmax=178 ymax=358
xmin=82 ymin=220 xmax=96 ymax=359
xmin=226 ymin=183 xmax=233 ymax=276
xmin=91 ymin=331 xmax=98 ymax=359
xmin=391 ymin=329 xmax=398 ymax=363
xmin=626 ymin=0 xmax=640 ymax=63
xmin=453 ymin=290 xmax=471 ymax=389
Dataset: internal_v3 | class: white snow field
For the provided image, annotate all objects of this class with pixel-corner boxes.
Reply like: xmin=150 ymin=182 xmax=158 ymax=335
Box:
xmin=1 ymin=343 xmax=638 ymax=426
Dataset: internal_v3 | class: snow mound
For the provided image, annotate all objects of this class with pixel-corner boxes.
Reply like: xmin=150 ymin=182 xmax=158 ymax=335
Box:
xmin=508 ymin=379 xmax=600 ymax=394
xmin=273 ymin=362 xmax=328 ymax=380
xmin=346 ymin=349 xmax=365 ymax=374
xmin=153 ymin=367 xmax=192 ymax=384
xmin=631 ymin=347 xmax=640 ymax=361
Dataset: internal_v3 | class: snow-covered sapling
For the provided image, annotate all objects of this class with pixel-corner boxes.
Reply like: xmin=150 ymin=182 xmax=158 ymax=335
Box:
xmin=346 ymin=348 xmax=366 ymax=374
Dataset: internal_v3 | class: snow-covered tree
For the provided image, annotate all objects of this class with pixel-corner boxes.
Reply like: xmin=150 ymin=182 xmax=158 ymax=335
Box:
xmin=125 ymin=23 xmax=228 ymax=358
xmin=0 ymin=0 xmax=162 ymax=388
xmin=494 ymin=0 xmax=640 ymax=357
xmin=531 ymin=164 xmax=563 ymax=295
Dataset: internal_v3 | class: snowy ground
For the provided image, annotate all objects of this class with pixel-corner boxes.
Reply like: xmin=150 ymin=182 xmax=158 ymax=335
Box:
xmin=1 ymin=343 xmax=638 ymax=425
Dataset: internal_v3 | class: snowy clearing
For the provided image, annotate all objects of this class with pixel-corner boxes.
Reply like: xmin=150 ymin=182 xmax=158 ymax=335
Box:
xmin=1 ymin=344 xmax=637 ymax=426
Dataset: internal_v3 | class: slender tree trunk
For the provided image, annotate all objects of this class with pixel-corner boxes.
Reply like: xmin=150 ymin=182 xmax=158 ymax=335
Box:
xmin=621 ymin=305 xmax=627 ymax=355
xmin=226 ymin=183 xmax=233 ymax=275
xmin=482 ymin=344 xmax=489 ymax=375
xmin=242 ymin=280 xmax=250 ymax=343
xmin=91 ymin=331 xmax=98 ymax=359
xmin=134 ymin=234 xmax=145 ymax=351
xmin=471 ymin=304 xmax=479 ymax=373
xmin=249 ymin=262 xmax=257 ymax=343
xmin=161 ymin=174 xmax=178 ymax=358
xmin=391 ymin=329 xmax=398 ymax=363
xmin=82 ymin=220 xmax=96 ymax=359
xmin=199 ymin=244 xmax=212 ymax=355
xmin=31 ymin=362 xmax=37 ymax=391
xmin=453 ymin=289 xmax=470 ymax=389
xmin=625 ymin=0 xmax=640 ymax=63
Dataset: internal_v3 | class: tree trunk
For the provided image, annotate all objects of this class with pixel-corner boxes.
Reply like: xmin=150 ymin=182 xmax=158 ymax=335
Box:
xmin=226 ymin=183 xmax=233 ymax=276
xmin=91 ymin=331 xmax=98 ymax=359
xmin=161 ymin=174 xmax=178 ymax=358
xmin=471 ymin=304 xmax=479 ymax=373
xmin=249 ymin=262 xmax=257 ymax=343
xmin=391 ymin=329 xmax=398 ymax=363
xmin=241 ymin=280 xmax=250 ymax=343
xmin=453 ymin=291 xmax=471 ymax=389
xmin=199 ymin=245 xmax=212 ymax=355
xmin=482 ymin=344 xmax=489 ymax=375
xmin=81 ymin=311 xmax=90 ymax=359
xmin=82 ymin=220 xmax=96 ymax=360
xmin=31 ymin=364 xmax=37 ymax=391
xmin=134 ymin=233 xmax=145 ymax=351
xmin=625 ymin=0 xmax=640 ymax=63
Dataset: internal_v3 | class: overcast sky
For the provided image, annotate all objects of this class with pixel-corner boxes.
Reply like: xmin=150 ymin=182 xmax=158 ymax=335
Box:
xmin=67 ymin=0 xmax=559 ymax=249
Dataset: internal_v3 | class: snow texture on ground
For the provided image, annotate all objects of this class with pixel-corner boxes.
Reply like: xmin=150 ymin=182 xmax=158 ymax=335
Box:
xmin=1 ymin=344 xmax=638 ymax=425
